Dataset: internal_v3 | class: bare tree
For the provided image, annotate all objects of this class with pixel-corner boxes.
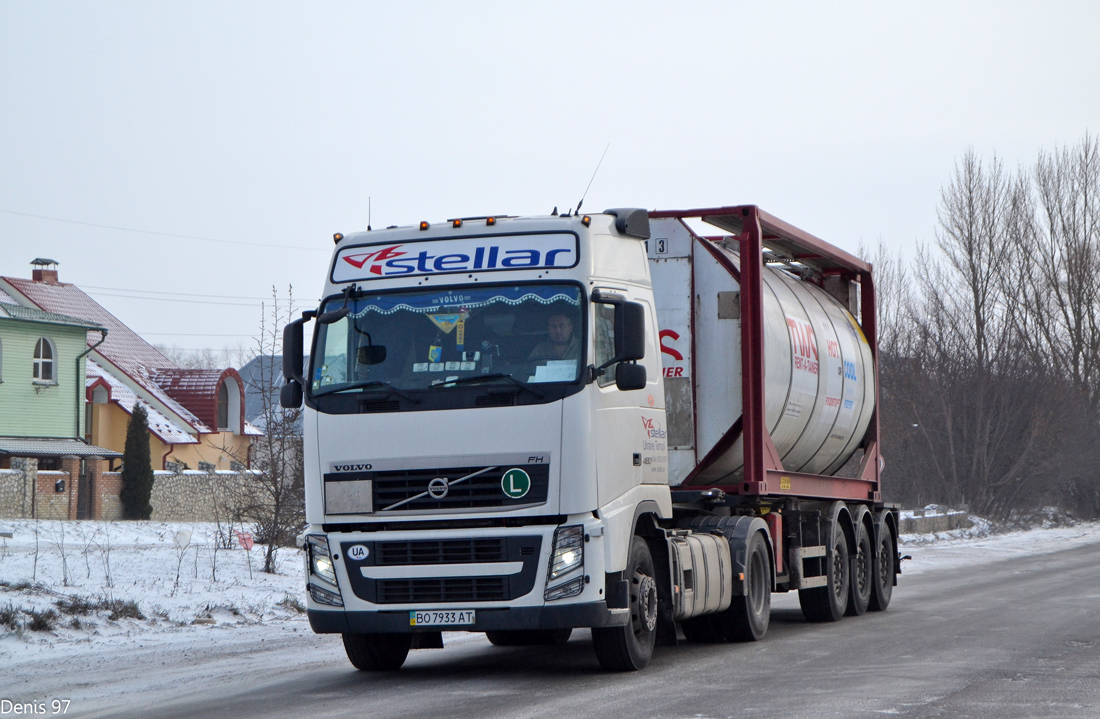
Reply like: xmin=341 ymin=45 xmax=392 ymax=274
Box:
xmin=875 ymin=136 xmax=1100 ymax=519
xmin=1023 ymin=133 xmax=1100 ymax=409
xmin=243 ymin=287 xmax=306 ymax=574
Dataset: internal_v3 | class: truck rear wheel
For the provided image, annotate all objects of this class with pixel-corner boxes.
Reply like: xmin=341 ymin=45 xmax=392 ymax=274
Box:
xmin=486 ymin=629 xmax=572 ymax=646
xmin=846 ymin=523 xmax=873 ymax=616
xmin=342 ymin=632 xmax=412 ymax=671
xmin=592 ymin=536 xmax=658 ymax=671
xmin=798 ymin=517 xmax=849 ymax=622
xmin=718 ymin=530 xmax=771 ymax=641
xmin=869 ymin=522 xmax=895 ymax=611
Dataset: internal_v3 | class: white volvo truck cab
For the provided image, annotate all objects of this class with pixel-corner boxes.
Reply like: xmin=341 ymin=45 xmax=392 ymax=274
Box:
xmin=283 ymin=209 xmax=673 ymax=671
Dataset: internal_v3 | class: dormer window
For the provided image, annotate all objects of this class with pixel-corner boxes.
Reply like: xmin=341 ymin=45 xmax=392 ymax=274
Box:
xmin=33 ymin=337 xmax=56 ymax=383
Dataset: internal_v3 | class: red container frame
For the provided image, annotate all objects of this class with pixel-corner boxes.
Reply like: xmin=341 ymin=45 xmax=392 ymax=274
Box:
xmin=649 ymin=206 xmax=882 ymax=503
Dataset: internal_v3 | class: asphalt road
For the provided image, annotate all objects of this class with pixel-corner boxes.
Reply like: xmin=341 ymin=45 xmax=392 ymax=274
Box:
xmin=9 ymin=540 xmax=1100 ymax=719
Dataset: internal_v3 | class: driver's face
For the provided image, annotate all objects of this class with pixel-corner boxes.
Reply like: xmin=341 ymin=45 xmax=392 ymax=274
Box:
xmin=548 ymin=315 xmax=573 ymax=345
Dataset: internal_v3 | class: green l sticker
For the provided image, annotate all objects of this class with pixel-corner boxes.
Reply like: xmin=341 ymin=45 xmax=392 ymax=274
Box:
xmin=501 ymin=468 xmax=531 ymax=499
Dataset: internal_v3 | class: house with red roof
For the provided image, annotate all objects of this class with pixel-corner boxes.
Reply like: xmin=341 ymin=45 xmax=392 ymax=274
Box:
xmin=1 ymin=259 xmax=261 ymax=471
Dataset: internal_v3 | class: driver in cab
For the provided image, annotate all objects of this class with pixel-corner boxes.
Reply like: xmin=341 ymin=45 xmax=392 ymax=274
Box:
xmin=528 ymin=313 xmax=580 ymax=361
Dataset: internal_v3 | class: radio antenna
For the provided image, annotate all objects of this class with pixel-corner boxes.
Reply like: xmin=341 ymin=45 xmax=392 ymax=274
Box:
xmin=575 ymin=142 xmax=610 ymax=215
xmin=367 ymin=197 xmax=372 ymax=231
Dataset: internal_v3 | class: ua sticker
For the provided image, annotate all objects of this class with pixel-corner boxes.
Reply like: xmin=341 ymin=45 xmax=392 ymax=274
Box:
xmin=501 ymin=468 xmax=531 ymax=499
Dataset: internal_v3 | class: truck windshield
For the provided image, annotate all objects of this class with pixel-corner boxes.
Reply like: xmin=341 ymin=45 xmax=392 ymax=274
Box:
xmin=311 ymin=283 xmax=584 ymax=399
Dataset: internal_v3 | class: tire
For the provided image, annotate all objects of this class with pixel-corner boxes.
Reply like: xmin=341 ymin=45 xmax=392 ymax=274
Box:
xmin=717 ymin=531 xmax=771 ymax=641
xmin=846 ymin=522 xmax=873 ymax=617
xmin=798 ymin=516 xmax=849 ymax=622
xmin=342 ymin=633 xmax=412 ymax=671
xmin=592 ymin=536 xmax=658 ymax=671
xmin=486 ymin=628 xmax=572 ymax=646
xmin=869 ymin=521 xmax=895 ymax=612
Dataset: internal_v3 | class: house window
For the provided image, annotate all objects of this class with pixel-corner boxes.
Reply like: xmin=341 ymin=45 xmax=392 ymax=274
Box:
xmin=33 ymin=337 xmax=56 ymax=383
xmin=217 ymin=381 xmax=229 ymax=430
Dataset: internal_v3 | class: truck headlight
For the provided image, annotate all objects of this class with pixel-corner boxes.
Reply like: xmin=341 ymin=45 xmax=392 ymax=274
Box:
xmin=547 ymin=525 xmax=584 ymax=582
xmin=307 ymin=534 xmax=338 ymax=587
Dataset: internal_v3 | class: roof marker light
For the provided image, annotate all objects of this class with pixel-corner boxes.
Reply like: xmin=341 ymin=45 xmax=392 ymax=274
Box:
xmin=333 ymin=233 xmax=344 ymax=244
xmin=581 ymin=216 xmax=591 ymax=227
xmin=419 ymin=221 xmax=430 ymax=231
xmin=486 ymin=217 xmax=496 ymax=226
xmin=452 ymin=219 xmax=463 ymax=228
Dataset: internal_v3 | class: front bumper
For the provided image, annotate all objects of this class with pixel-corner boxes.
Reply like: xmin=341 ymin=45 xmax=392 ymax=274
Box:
xmin=307 ymin=601 xmax=628 ymax=634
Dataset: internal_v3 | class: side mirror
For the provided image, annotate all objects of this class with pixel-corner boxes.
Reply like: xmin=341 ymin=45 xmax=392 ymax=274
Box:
xmin=357 ymin=345 xmax=387 ymax=365
xmin=615 ymin=362 xmax=647 ymax=391
xmin=283 ymin=319 xmax=305 ymax=382
xmin=616 ymin=301 xmax=646 ymax=361
xmin=282 ymin=310 xmax=315 ymax=386
xmin=280 ymin=378 xmax=303 ymax=409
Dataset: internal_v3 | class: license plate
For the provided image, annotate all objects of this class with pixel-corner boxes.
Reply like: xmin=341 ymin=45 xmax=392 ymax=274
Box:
xmin=409 ymin=609 xmax=476 ymax=626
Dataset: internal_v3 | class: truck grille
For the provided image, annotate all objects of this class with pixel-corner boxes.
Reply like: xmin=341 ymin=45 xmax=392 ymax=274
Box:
xmin=340 ymin=535 xmax=542 ymax=604
xmin=378 ymin=577 xmax=507 ymax=603
xmin=376 ymin=538 xmax=506 ymax=565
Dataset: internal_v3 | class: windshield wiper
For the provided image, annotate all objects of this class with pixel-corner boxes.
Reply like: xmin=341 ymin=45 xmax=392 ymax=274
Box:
xmin=442 ymin=373 xmax=545 ymax=398
xmin=328 ymin=380 xmax=419 ymax=403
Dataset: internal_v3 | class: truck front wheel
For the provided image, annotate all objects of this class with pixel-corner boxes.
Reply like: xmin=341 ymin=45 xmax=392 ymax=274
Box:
xmin=342 ymin=632 xmax=412 ymax=671
xmin=592 ymin=536 xmax=658 ymax=671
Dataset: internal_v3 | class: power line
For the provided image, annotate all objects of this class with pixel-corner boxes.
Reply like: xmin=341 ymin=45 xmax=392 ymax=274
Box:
xmin=139 ymin=332 xmax=261 ymax=337
xmin=81 ymin=285 xmax=290 ymax=301
xmin=84 ymin=291 xmax=266 ymax=308
xmin=85 ymin=290 xmax=315 ymax=308
xmin=0 ymin=208 xmax=331 ymax=252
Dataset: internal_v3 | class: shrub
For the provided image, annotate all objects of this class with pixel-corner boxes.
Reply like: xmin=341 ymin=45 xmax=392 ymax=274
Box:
xmin=26 ymin=609 xmax=58 ymax=632
xmin=0 ymin=603 xmax=20 ymax=630
xmin=100 ymin=598 xmax=145 ymax=621
xmin=56 ymin=595 xmax=95 ymax=616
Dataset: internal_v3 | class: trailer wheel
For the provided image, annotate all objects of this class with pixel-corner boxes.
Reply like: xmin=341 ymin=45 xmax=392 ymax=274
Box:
xmin=486 ymin=629 xmax=572 ymax=646
xmin=342 ymin=633 xmax=412 ymax=671
xmin=846 ymin=523 xmax=873 ymax=616
xmin=592 ymin=536 xmax=658 ymax=671
xmin=869 ymin=522 xmax=895 ymax=612
xmin=798 ymin=517 xmax=849 ymax=622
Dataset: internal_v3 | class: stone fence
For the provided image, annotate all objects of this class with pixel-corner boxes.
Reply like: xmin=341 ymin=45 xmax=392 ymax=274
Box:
xmin=0 ymin=457 xmax=267 ymax=522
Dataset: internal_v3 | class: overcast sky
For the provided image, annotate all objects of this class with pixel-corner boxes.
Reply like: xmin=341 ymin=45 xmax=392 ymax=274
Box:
xmin=1 ymin=2 xmax=1097 ymax=358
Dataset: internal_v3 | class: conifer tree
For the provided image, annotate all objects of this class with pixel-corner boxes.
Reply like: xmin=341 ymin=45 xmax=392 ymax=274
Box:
xmin=120 ymin=404 xmax=155 ymax=519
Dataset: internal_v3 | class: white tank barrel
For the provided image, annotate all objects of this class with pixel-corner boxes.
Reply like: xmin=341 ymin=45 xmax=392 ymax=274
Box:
xmin=648 ymin=218 xmax=876 ymax=486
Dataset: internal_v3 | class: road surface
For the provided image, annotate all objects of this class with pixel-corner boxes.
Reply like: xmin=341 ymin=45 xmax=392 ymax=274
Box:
xmin=7 ymin=538 xmax=1100 ymax=719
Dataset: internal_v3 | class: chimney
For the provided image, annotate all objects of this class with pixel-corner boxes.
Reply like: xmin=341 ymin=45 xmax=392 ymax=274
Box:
xmin=30 ymin=258 xmax=59 ymax=284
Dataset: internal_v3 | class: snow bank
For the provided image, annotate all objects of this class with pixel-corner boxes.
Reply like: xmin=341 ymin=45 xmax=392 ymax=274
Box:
xmin=0 ymin=519 xmax=306 ymax=663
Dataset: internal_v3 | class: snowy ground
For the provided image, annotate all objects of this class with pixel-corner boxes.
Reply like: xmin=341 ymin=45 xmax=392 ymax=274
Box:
xmin=0 ymin=520 xmax=306 ymax=664
xmin=3 ymin=512 xmax=1100 ymax=666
